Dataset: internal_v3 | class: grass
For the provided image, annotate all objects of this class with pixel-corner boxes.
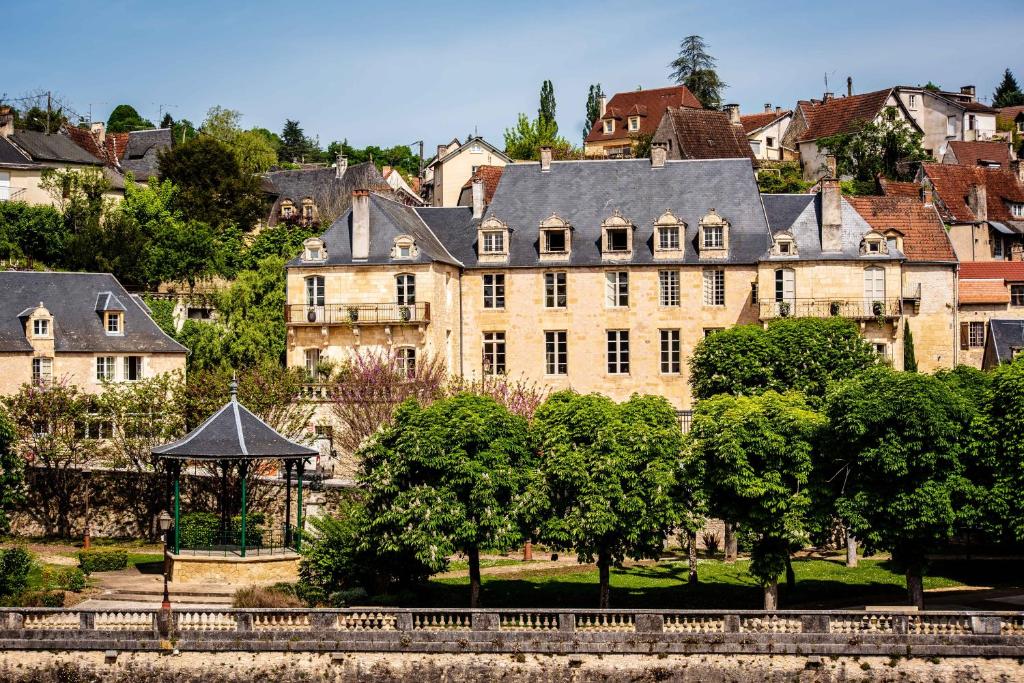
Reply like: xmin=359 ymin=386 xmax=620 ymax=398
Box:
xmin=410 ymin=557 xmax=1024 ymax=610
xmin=445 ymin=558 xmax=533 ymax=572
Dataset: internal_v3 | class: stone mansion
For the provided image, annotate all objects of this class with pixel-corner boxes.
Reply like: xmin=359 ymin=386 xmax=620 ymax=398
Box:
xmin=285 ymin=146 xmax=968 ymax=412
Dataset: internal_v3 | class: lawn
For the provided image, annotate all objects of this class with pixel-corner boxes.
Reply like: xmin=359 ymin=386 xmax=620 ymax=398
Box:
xmin=416 ymin=557 xmax=1024 ymax=610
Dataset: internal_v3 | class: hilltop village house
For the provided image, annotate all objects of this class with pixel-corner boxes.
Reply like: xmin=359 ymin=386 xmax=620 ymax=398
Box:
xmin=739 ymin=105 xmax=794 ymax=161
xmin=583 ymin=85 xmax=702 ymax=158
xmin=421 ymin=137 xmax=510 ymax=207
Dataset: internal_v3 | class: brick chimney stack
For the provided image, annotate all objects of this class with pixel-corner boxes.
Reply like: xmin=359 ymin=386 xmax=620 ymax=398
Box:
xmin=540 ymin=146 xmax=552 ymax=172
xmin=651 ymin=143 xmax=667 ymax=168
xmin=725 ymin=104 xmax=741 ymax=125
xmin=820 ymin=156 xmax=843 ymax=252
xmin=90 ymin=121 xmax=105 ymax=144
xmin=764 ymin=103 xmax=772 ymax=113
xmin=471 ymin=176 xmax=485 ymax=220
xmin=351 ymin=190 xmax=370 ymax=260
xmin=0 ymin=106 xmax=13 ymax=138
xmin=967 ymin=183 xmax=988 ymax=222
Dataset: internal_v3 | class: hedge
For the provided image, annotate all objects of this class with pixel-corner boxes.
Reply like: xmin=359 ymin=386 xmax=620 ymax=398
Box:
xmin=78 ymin=549 xmax=128 ymax=574
xmin=178 ymin=511 xmax=266 ymax=549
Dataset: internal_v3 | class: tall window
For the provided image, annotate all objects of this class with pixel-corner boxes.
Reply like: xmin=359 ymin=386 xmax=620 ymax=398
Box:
xmin=702 ymin=269 xmax=725 ymax=306
xmin=305 ymin=276 xmax=325 ymax=307
xmin=482 ymin=332 xmax=506 ymax=375
xmin=31 ymin=357 xmax=52 ymax=384
xmin=304 ymin=348 xmax=320 ymax=378
xmin=544 ymin=331 xmax=567 ymax=375
xmin=994 ymin=237 xmax=1004 ymax=258
xmin=660 ymin=330 xmax=681 ymax=374
xmin=606 ymin=330 xmax=630 ymax=374
xmin=482 ymin=231 xmax=504 ymax=253
xmin=544 ymin=272 xmax=567 ymax=308
xmin=396 ymin=347 xmax=416 ymax=377
xmin=968 ymin=321 xmax=985 ymax=348
xmin=96 ymin=356 xmax=115 ymax=381
xmin=774 ymin=268 xmax=795 ymax=313
xmin=659 ymin=270 xmax=680 ymax=306
xmin=703 ymin=225 xmax=724 ymax=249
xmin=605 ymin=271 xmax=629 ymax=307
xmin=105 ymin=312 xmax=122 ymax=335
xmin=33 ymin=319 xmax=49 ymax=337
xmin=123 ymin=356 xmax=143 ymax=382
xmin=658 ymin=225 xmax=680 ymax=250
xmin=483 ymin=274 xmax=505 ymax=309
xmin=1011 ymin=284 xmax=1024 ymax=307
xmin=396 ymin=274 xmax=416 ymax=305
xmin=863 ymin=266 xmax=885 ymax=315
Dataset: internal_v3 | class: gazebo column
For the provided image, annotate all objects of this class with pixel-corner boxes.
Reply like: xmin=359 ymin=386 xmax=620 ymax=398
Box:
xmin=173 ymin=461 xmax=181 ymax=554
xmin=239 ymin=461 xmax=249 ymax=558
xmin=283 ymin=460 xmax=294 ymax=549
xmin=219 ymin=460 xmax=230 ymax=542
xmin=296 ymin=458 xmax=305 ymax=551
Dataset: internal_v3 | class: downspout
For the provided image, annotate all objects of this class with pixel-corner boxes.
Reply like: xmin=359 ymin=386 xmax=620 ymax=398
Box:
xmin=458 ymin=265 xmax=464 ymax=378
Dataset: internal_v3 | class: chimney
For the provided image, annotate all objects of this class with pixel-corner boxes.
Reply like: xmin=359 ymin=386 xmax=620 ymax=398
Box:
xmin=847 ymin=76 xmax=853 ymax=97
xmin=725 ymin=103 xmax=741 ymax=125
xmin=764 ymin=103 xmax=772 ymax=113
xmin=540 ymin=146 xmax=552 ymax=172
xmin=90 ymin=121 xmax=105 ymax=144
xmin=960 ymin=85 xmax=976 ymax=101
xmin=1010 ymin=159 xmax=1024 ymax=184
xmin=351 ymin=190 xmax=370 ymax=260
xmin=436 ymin=144 xmax=447 ymax=162
xmin=335 ymin=154 xmax=348 ymax=179
xmin=820 ymin=156 xmax=842 ymax=252
xmin=599 ymin=95 xmax=607 ymax=117
xmin=650 ymin=143 xmax=667 ymax=168
xmin=471 ymin=176 xmax=485 ymax=220
xmin=823 ymin=92 xmax=835 ymax=102
xmin=967 ymin=183 xmax=988 ymax=223
xmin=776 ymin=106 xmax=782 ymax=114
xmin=0 ymin=106 xmax=12 ymax=138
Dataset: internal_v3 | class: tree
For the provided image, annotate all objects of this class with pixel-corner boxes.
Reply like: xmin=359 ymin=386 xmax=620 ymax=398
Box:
xmin=692 ymin=391 xmax=823 ymax=609
xmin=904 ymin=325 xmax=918 ymax=372
xmin=160 ymin=113 xmax=174 ymax=129
xmin=107 ymin=104 xmax=154 ymax=133
xmin=200 ymin=106 xmax=278 ymax=174
xmin=818 ymin=107 xmax=929 ymax=182
xmin=668 ymin=35 xmax=725 ymax=109
xmin=0 ymin=201 xmax=68 ymax=266
xmin=171 ymin=118 xmax=198 ymax=146
xmin=503 ymin=113 xmax=575 ymax=161
xmin=583 ymin=84 xmax=604 ymax=140
xmin=992 ymin=69 xmax=1024 ymax=108
xmin=360 ymin=393 xmax=534 ymax=607
xmin=280 ymin=120 xmax=318 ymax=163
xmin=0 ymin=408 xmax=23 ymax=535
xmin=922 ymin=82 xmax=942 ymax=93
xmin=531 ymin=392 xmax=681 ymax=607
xmin=756 ymin=163 xmax=811 ymax=194
xmin=538 ymin=80 xmax=557 ymax=129
xmin=981 ymin=359 xmax=1024 ymax=542
xmin=323 ymin=140 xmax=421 ymax=178
xmin=823 ymin=367 xmax=971 ymax=608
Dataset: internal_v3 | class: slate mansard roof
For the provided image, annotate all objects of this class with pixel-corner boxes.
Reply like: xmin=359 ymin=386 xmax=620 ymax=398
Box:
xmin=761 ymin=194 xmax=903 ymax=262
xmin=987 ymin=319 xmax=1024 ymax=366
xmin=0 ymin=271 xmax=187 ymax=354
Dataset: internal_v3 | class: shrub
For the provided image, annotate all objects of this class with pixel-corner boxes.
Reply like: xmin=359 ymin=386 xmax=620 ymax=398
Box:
xmin=178 ymin=511 xmax=266 ymax=549
xmin=701 ymin=531 xmax=722 ymax=557
xmin=53 ymin=567 xmax=86 ymax=592
xmin=330 ymin=587 xmax=369 ymax=607
xmin=78 ymin=549 xmax=128 ymax=574
xmin=16 ymin=590 xmax=65 ymax=607
xmin=0 ymin=546 xmax=34 ymax=597
xmin=232 ymin=585 xmax=303 ymax=608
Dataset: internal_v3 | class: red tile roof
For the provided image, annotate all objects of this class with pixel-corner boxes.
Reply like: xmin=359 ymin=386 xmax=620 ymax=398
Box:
xmin=846 ymin=196 xmax=956 ymax=262
xmin=584 ymin=86 xmax=701 ymax=144
xmin=959 ymin=279 xmax=1011 ymax=304
xmin=461 ymin=165 xmax=504 ymax=203
xmin=63 ymin=126 xmax=129 ymax=168
xmin=922 ymin=162 xmax=1024 ymax=223
xmin=739 ymin=110 xmax=791 ymax=134
xmin=660 ymin=107 xmax=755 ymax=161
xmin=959 ymin=261 xmax=1024 ymax=281
xmin=879 ymin=177 xmax=923 ymax=199
xmin=798 ymin=89 xmax=895 ymax=142
xmin=946 ymin=141 xmax=1013 ymax=168
xmin=997 ymin=105 xmax=1024 ymax=128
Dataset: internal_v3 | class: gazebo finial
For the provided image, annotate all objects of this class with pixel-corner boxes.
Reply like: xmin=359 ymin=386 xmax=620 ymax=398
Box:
xmin=229 ymin=374 xmax=238 ymax=400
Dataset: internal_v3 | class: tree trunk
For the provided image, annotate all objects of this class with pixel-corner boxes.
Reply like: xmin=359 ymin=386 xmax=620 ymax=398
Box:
xmin=906 ymin=567 xmax=924 ymax=610
xmin=763 ymin=580 xmax=778 ymax=611
xmin=597 ymin=550 xmax=611 ymax=609
xmin=687 ymin=530 xmax=699 ymax=585
xmin=468 ymin=544 xmax=482 ymax=608
xmin=724 ymin=522 xmax=738 ymax=564
xmin=845 ymin=530 xmax=858 ymax=568
xmin=784 ymin=553 xmax=796 ymax=590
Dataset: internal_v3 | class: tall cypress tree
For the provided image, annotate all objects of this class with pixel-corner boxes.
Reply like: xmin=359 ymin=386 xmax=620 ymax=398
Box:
xmin=993 ymin=69 xmax=1024 ymax=108
xmin=539 ymin=80 xmax=557 ymax=130
xmin=583 ymin=84 xmax=604 ymax=140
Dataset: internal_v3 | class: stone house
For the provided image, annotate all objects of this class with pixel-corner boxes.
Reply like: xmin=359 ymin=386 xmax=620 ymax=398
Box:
xmin=739 ymin=105 xmax=794 ymax=161
xmin=261 ymin=158 xmax=394 ymax=229
xmin=583 ymin=85 xmax=702 ymax=158
xmin=64 ymin=122 xmax=172 ymax=183
xmin=956 ymin=262 xmax=1024 ymax=368
xmin=651 ymin=106 xmax=755 ymax=162
xmin=421 ymin=136 xmax=510 ymax=207
xmin=893 ymin=85 xmax=999 ymax=157
xmin=0 ymin=271 xmax=187 ymax=395
xmin=942 ymin=140 xmax=1016 ymax=169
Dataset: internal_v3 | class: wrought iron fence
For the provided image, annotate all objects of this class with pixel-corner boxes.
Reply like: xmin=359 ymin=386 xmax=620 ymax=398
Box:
xmin=758 ymin=298 xmax=903 ymax=321
xmin=172 ymin=525 xmax=296 ymax=556
xmin=285 ymin=302 xmax=431 ymax=325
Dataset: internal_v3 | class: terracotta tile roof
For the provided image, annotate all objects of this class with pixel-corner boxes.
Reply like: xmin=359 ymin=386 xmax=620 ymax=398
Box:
xmin=739 ymin=110 xmax=791 ymax=134
xmin=959 ymin=279 xmax=1011 ymax=304
xmin=996 ymin=105 xmax=1024 ymax=128
xmin=661 ymin=107 xmax=755 ymax=161
xmin=959 ymin=261 xmax=1024 ymax=281
xmin=879 ymin=177 xmax=923 ymax=199
xmin=922 ymin=162 xmax=1024 ymax=223
xmin=798 ymin=89 xmax=895 ymax=142
xmin=584 ymin=86 xmax=701 ymax=144
xmin=946 ymin=141 xmax=1013 ymax=168
xmin=461 ymin=165 xmax=504 ymax=203
xmin=63 ymin=126 xmax=128 ymax=167
xmin=846 ymin=195 xmax=956 ymax=262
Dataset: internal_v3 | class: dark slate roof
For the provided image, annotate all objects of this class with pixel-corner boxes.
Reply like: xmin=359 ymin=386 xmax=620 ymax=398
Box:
xmin=8 ymin=130 xmax=103 ymax=165
xmin=263 ymin=162 xmax=391 ymax=226
xmin=120 ymin=128 xmax=171 ymax=182
xmin=0 ymin=272 xmax=187 ymax=354
xmin=95 ymin=291 xmax=127 ymax=312
xmin=454 ymin=158 xmax=771 ymax=267
xmin=287 ymin=193 xmax=461 ymax=268
xmin=761 ymin=193 xmax=903 ymax=261
xmin=988 ymin=319 xmax=1024 ymax=365
xmin=153 ymin=385 xmax=317 ymax=460
xmin=0 ymin=137 xmax=32 ymax=166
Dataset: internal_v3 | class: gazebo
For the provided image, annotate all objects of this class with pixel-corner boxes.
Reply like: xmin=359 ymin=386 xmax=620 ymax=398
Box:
xmin=153 ymin=380 xmax=318 ymax=582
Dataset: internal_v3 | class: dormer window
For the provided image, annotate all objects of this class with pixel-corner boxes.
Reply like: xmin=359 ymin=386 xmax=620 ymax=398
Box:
xmin=600 ymin=210 xmax=634 ymax=258
xmin=1011 ymin=203 xmax=1024 ymax=218
xmin=546 ymin=231 xmax=566 ymax=252
xmin=704 ymin=225 xmax=723 ymax=249
xmin=539 ymin=214 xmax=572 ymax=261
xmin=860 ymin=231 xmax=888 ymax=256
xmin=771 ymin=232 xmax=798 ymax=257
xmin=603 ymin=119 xmax=614 ymax=134
xmin=483 ymin=231 xmax=504 ymax=253
xmin=885 ymin=229 xmax=904 ymax=253
xmin=105 ymin=312 xmax=123 ymax=335
xmin=391 ymin=235 xmax=418 ymax=260
xmin=698 ymin=210 xmax=730 ymax=258
xmin=33 ymin=319 xmax=49 ymax=337
xmin=281 ymin=200 xmax=295 ymax=219
xmin=653 ymin=210 xmax=684 ymax=258
xmin=628 ymin=116 xmax=640 ymax=132
xmin=477 ymin=217 xmax=511 ymax=261
xmin=302 ymin=238 xmax=326 ymax=262
xmin=301 ymin=198 xmax=315 ymax=223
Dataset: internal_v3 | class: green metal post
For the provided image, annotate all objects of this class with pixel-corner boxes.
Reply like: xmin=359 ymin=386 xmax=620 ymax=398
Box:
xmin=296 ymin=459 xmax=304 ymax=551
xmin=173 ymin=462 xmax=180 ymax=554
xmin=240 ymin=462 xmax=248 ymax=558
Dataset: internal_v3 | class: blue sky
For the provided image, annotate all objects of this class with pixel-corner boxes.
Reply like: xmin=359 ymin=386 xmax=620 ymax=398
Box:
xmin=6 ymin=0 xmax=1023 ymax=152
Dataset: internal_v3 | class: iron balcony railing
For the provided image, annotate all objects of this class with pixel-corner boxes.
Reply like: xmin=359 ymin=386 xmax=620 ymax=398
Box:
xmin=285 ymin=302 xmax=431 ymax=325
xmin=171 ymin=525 xmax=296 ymax=556
xmin=758 ymin=298 xmax=903 ymax=321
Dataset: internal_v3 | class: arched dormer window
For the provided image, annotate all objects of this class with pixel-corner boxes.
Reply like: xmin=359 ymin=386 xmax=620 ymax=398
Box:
xmin=391 ymin=235 xmax=418 ymax=260
xmin=280 ymin=199 xmax=295 ymax=220
xmin=653 ymin=209 xmax=684 ymax=258
xmin=772 ymin=231 xmax=798 ymax=257
xmin=539 ymin=214 xmax=572 ymax=261
xmin=301 ymin=198 xmax=315 ymax=224
xmin=478 ymin=216 xmax=511 ymax=261
xmin=601 ymin=210 xmax=634 ymax=258
xmin=302 ymin=237 xmax=326 ymax=262
xmin=884 ymin=229 xmax=904 ymax=254
xmin=860 ymin=230 xmax=889 ymax=256
xmin=698 ymin=209 xmax=729 ymax=258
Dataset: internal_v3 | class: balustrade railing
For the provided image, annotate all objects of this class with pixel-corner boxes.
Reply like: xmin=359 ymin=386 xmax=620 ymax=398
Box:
xmin=758 ymin=298 xmax=903 ymax=321
xmin=285 ymin=302 xmax=430 ymax=325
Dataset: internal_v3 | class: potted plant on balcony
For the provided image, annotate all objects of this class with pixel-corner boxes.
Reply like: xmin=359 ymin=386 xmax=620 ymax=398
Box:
xmin=778 ymin=301 xmax=791 ymax=318
xmin=872 ymin=300 xmax=886 ymax=328
xmin=829 ymin=301 xmax=842 ymax=316
xmin=306 ymin=308 xmax=317 ymax=323
xmin=399 ymin=305 xmax=412 ymax=322
xmin=347 ymin=307 xmax=359 ymax=323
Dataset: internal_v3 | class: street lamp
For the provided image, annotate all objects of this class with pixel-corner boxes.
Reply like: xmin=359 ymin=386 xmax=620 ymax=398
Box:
xmin=156 ymin=510 xmax=173 ymax=614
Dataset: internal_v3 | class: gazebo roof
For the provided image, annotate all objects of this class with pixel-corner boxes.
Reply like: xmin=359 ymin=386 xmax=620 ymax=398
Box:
xmin=154 ymin=382 xmax=317 ymax=461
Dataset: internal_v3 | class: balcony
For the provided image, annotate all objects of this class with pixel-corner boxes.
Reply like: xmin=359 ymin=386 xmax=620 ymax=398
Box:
xmin=758 ymin=298 xmax=903 ymax=321
xmin=285 ymin=302 xmax=431 ymax=326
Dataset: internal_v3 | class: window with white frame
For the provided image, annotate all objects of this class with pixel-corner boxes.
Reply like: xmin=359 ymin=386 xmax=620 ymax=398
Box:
xmin=105 ymin=312 xmax=122 ymax=335
xmin=396 ymin=274 xmax=416 ymax=305
xmin=31 ymin=357 xmax=52 ymax=384
xmin=123 ymin=356 xmax=143 ymax=382
xmin=946 ymin=115 xmax=956 ymax=137
xmin=1011 ymin=203 xmax=1024 ymax=218
xmin=660 ymin=330 xmax=681 ymax=374
xmin=968 ymin=321 xmax=985 ymax=347
xmin=96 ymin=356 xmax=115 ymax=381
xmin=396 ymin=347 xmax=416 ymax=377
xmin=658 ymin=225 xmax=680 ymax=250
xmin=1011 ymin=284 xmax=1024 ymax=307
xmin=544 ymin=331 xmax=567 ymax=375
xmin=628 ymin=116 xmax=640 ymax=132
xmin=544 ymin=272 xmax=567 ymax=308
xmin=482 ymin=231 xmax=505 ymax=253
xmin=603 ymin=119 xmax=614 ymax=134
xmin=483 ymin=273 xmax=505 ymax=309
xmin=33 ymin=319 xmax=49 ymax=337
xmin=482 ymin=332 xmax=506 ymax=375
xmin=873 ymin=342 xmax=888 ymax=358
xmin=994 ymin=236 xmax=1004 ymax=259
xmin=659 ymin=270 xmax=680 ymax=306
xmin=606 ymin=330 xmax=630 ymax=374
xmin=908 ymin=94 xmax=917 ymax=109
xmin=305 ymin=276 xmax=325 ymax=307
xmin=775 ymin=268 xmax=795 ymax=311
xmin=304 ymin=348 xmax=320 ymax=378
xmin=702 ymin=269 xmax=725 ymax=306
xmin=703 ymin=224 xmax=724 ymax=249
xmin=863 ymin=266 xmax=886 ymax=311
xmin=392 ymin=236 xmax=416 ymax=260
xmin=605 ymin=271 xmax=629 ymax=307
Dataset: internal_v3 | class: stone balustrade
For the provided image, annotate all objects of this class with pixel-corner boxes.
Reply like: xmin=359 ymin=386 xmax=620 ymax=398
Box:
xmin=0 ymin=608 xmax=1021 ymax=657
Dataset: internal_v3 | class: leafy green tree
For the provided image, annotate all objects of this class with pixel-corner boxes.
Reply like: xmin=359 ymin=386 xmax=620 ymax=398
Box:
xmin=922 ymin=81 xmax=942 ymax=92
xmin=107 ymin=104 xmax=154 ymax=133
xmin=583 ymin=83 xmax=604 ymax=140
xmin=170 ymin=118 xmax=198 ymax=146
xmin=200 ymin=106 xmax=278 ymax=174
xmin=531 ymin=392 xmax=681 ymax=607
xmin=539 ymin=80 xmax=557 ymax=129
xmin=823 ymin=367 xmax=971 ymax=608
xmin=993 ymin=69 xmax=1024 ymax=108
xmin=0 ymin=408 xmax=23 ymax=535
xmin=903 ymin=325 xmax=918 ymax=372
xmin=757 ymin=163 xmax=811 ymax=194
xmin=692 ymin=391 xmax=823 ymax=609
xmin=323 ymin=140 xmax=421 ymax=177
xmin=360 ymin=393 xmax=534 ymax=606
xmin=503 ymin=113 xmax=574 ymax=161
xmin=668 ymin=35 xmax=725 ymax=109
xmin=0 ymin=201 xmax=68 ymax=266
xmin=280 ymin=119 xmax=319 ymax=163
xmin=160 ymin=113 xmax=174 ymax=129
xmin=982 ymin=359 xmax=1024 ymax=541
xmin=819 ymin=107 xmax=929 ymax=182
xmin=20 ymin=107 xmax=67 ymax=133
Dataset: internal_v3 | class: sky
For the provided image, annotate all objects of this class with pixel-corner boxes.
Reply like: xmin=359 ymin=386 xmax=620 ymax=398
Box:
xmin=6 ymin=0 xmax=1023 ymax=154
